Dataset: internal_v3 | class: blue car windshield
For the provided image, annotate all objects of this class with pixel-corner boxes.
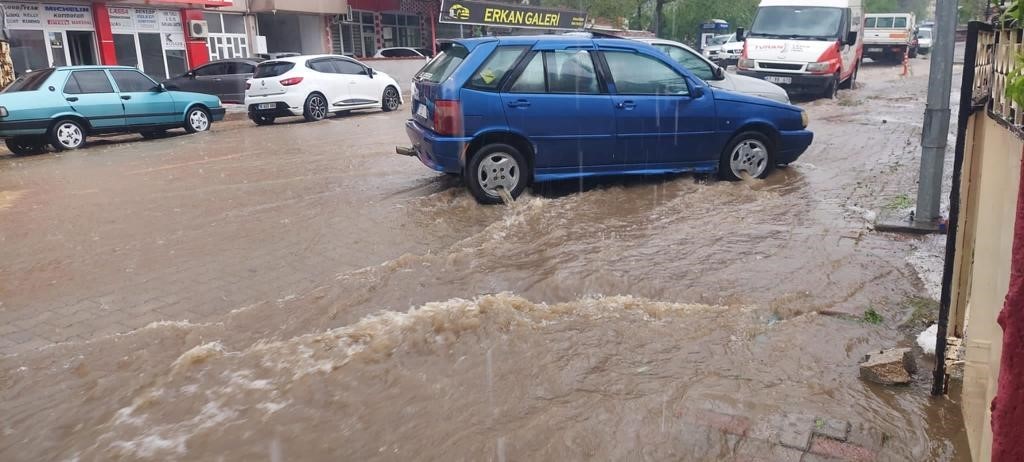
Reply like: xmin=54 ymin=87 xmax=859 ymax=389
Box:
xmin=5 ymin=69 xmax=55 ymax=93
xmin=750 ymin=6 xmax=843 ymax=40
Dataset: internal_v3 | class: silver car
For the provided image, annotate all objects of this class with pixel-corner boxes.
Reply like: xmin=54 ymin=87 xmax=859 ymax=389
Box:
xmin=637 ymin=38 xmax=791 ymax=104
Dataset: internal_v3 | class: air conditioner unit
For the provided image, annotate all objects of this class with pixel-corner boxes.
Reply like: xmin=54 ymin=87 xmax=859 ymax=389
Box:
xmin=189 ymin=20 xmax=210 ymax=39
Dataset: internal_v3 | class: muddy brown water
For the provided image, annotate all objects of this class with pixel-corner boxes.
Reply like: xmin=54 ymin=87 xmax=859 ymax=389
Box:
xmin=1 ymin=60 xmax=970 ymax=460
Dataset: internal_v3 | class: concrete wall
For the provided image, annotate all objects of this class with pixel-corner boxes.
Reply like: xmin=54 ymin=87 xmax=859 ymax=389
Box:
xmin=361 ymin=57 xmax=429 ymax=94
xmin=954 ymin=112 xmax=1023 ymax=462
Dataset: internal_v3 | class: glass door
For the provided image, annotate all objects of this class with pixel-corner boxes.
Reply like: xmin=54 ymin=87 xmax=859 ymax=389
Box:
xmin=47 ymin=31 xmax=70 ymax=67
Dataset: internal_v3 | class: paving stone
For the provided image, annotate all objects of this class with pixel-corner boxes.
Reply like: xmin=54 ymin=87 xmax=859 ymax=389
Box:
xmin=846 ymin=422 xmax=887 ymax=450
xmin=808 ymin=436 xmax=876 ymax=462
xmin=814 ymin=418 xmax=850 ymax=441
xmin=775 ymin=414 xmax=816 ymax=451
xmin=731 ymin=437 xmax=804 ymax=462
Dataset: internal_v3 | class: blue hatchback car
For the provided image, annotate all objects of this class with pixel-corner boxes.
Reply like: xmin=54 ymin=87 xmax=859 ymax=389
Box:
xmin=400 ymin=35 xmax=813 ymax=204
xmin=0 ymin=66 xmax=225 ymax=155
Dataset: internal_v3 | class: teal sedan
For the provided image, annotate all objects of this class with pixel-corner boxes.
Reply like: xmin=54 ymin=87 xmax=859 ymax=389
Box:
xmin=0 ymin=66 xmax=226 ymax=155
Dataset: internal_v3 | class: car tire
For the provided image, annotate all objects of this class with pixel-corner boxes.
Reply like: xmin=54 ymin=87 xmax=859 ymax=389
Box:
xmin=381 ymin=86 xmax=401 ymax=112
xmin=303 ymin=93 xmax=328 ymax=122
xmin=140 ymin=129 xmax=167 ymax=140
xmin=5 ymin=136 xmax=46 ymax=155
xmin=48 ymin=118 xmax=86 ymax=151
xmin=184 ymin=106 xmax=211 ymax=133
xmin=718 ymin=131 xmax=774 ymax=181
xmin=465 ymin=143 xmax=529 ymax=205
xmin=251 ymin=114 xmax=275 ymax=126
xmin=909 ymin=47 xmax=918 ymax=59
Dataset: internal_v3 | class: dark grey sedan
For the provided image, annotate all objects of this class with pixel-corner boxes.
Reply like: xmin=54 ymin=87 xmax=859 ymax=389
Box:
xmin=163 ymin=58 xmax=264 ymax=104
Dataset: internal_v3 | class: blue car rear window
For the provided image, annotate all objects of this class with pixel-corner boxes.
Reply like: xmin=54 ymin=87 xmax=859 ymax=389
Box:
xmin=417 ymin=44 xmax=468 ymax=83
xmin=4 ymin=69 xmax=55 ymax=93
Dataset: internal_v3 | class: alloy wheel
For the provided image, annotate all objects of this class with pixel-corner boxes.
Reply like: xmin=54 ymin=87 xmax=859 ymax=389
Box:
xmin=189 ymin=109 xmax=210 ymax=132
xmin=476 ymin=152 xmax=520 ymax=197
xmin=308 ymin=95 xmax=328 ymax=120
xmin=729 ymin=139 xmax=769 ymax=179
xmin=384 ymin=88 xmax=400 ymax=111
xmin=56 ymin=122 xmax=84 ymax=149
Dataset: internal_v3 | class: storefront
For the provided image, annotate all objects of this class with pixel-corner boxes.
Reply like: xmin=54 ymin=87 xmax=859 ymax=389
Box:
xmin=106 ymin=6 xmax=188 ymax=79
xmin=3 ymin=2 xmax=98 ymax=75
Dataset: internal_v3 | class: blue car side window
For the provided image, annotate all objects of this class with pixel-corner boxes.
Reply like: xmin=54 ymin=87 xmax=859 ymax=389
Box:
xmin=467 ymin=46 xmax=528 ymax=91
xmin=603 ymin=51 xmax=689 ymax=96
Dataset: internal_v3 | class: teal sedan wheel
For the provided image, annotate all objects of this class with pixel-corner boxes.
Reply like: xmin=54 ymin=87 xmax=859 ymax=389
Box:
xmin=5 ymin=136 xmax=47 ymax=156
xmin=184 ymin=107 xmax=211 ymax=133
xmin=48 ymin=119 xmax=86 ymax=151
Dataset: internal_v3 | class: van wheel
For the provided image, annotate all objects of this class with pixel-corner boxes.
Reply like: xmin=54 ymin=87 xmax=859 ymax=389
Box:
xmin=5 ymin=136 xmax=47 ymax=155
xmin=824 ymin=75 xmax=839 ymax=99
xmin=303 ymin=93 xmax=328 ymax=122
xmin=381 ymin=86 xmax=401 ymax=112
xmin=466 ymin=143 xmax=529 ymax=204
xmin=719 ymin=131 xmax=774 ymax=181
xmin=49 ymin=118 xmax=86 ymax=151
xmin=184 ymin=107 xmax=210 ymax=133
xmin=840 ymin=65 xmax=858 ymax=90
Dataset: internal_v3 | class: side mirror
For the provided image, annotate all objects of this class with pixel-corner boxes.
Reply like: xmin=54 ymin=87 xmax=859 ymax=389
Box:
xmin=691 ymin=85 xmax=705 ymax=98
xmin=846 ymin=31 xmax=858 ymax=45
xmin=367 ymin=67 xmax=375 ymax=78
xmin=156 ymin=83 xmax=167 ymax=92
xmin=735 ymin=27 xmax=746 ymax=42
xmin=714 ymin=66 xmax=725 ymax=80
xmin=185 ymin=71 xmax=195 ymax=79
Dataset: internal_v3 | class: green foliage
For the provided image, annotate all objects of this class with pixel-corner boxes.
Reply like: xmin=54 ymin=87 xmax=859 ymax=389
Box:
xmin=864 ymin=0 xmax=930 ymax=20
xmin=1007 ymin=54 xmax=1024 ymax=108
xmin=1004 ymin=0 xmax=1024 ymax=25
xmin=663 ymin=0 xmax=759 ymax=45
xmin=863 ymin=308 xmax=884 ymax=325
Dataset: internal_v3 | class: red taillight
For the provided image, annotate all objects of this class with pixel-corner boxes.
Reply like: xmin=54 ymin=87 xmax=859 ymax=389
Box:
xmin=280 ymin=77 xmax=304 ymax=86
xmin=433 ymin=100 xmax=462 ymax=136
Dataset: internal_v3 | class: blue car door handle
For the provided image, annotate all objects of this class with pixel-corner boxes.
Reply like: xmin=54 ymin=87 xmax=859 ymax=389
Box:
xmin=616 ymin=101 xmax=636 ymax=110
xmin=507 ymin=99 xmax=531 ymax=108
xmin=121 ymin=95 xmax=132 ymax=100
xmin=65 ymin=97 xmax=78 ymax=102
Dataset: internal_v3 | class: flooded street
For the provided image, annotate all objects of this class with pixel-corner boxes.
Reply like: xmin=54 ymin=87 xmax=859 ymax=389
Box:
xmin=0 ymin=58 xmax=970 ymax=460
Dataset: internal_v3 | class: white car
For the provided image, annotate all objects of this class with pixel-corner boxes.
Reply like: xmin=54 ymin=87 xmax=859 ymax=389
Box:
xmin=702 ymin=33 xmax=740 ymax=63
xmin=374 ymin=47 xmax=433 ymax=59
xmin=719 ymin=39 xmax=745 ymax=64
xmin=637 ymin=38 xmax=791 ymax=104
xmin=245 ymin=55 xmax=403 ymax=125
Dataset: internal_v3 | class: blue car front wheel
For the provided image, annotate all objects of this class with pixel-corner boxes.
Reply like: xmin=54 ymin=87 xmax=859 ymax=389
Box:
xmin=49 ymin=119 xmax=86 ymax=151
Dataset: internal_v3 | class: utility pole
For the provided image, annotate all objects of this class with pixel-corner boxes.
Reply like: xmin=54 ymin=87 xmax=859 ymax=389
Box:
xmin=914 ymin=0 xmax=959 ymax=229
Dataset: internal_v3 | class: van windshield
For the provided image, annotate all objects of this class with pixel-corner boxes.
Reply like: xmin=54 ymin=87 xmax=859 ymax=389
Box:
xmin=416 ymin=44 xmax=468 ymax=83
xmin=750 ymin=6 xmax=844 ymax=40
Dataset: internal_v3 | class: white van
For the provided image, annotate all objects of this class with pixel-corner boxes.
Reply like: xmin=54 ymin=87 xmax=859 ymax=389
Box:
xmin=737 ymin=0 xmax=863 ymax=99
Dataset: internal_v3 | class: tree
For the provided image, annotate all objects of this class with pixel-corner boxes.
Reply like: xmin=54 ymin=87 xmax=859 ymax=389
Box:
xmin=662 ymin=0 xmax=759 ymax=45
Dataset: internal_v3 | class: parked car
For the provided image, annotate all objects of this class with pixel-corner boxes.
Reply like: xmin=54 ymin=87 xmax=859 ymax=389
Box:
xmin=245 ymin=54 xmax=403 ymax=125
xmin=255 ymin=52 xmax=301 ymax=60
xmin=637 ymin=38 xmax=790 ymax=104
xmin=164 ymin=58 xmax=264 ymax=104
xmin=374 ymin=47 xmax=432 ymax=59
xmin=702 ymin=33 xmax=743 ymax=65
xmin=0 ymin=66 xmax=224 ymax=155
xmin=398 ymin=36 xmax=812 ymax=204
xmin=916 ymin=27 xmax=932 ymax=54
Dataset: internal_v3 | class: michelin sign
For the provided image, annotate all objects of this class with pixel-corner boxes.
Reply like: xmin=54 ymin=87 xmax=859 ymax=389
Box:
xmin=440 ymin=0 xmax=586 ymax=30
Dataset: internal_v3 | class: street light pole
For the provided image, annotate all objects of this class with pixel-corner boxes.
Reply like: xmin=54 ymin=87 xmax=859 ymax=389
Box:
xmin=914 ymin=0 xmax=960 ymax=227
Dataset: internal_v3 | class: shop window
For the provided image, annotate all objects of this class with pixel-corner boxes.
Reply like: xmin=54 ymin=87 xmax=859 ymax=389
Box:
xmin=113 ymin=34 xmax=140 ymax=69
xmin=8 ymin=30 xmax=47 ymax=76
xmin=382 ymin=13 xmax=422 ymax=49
xmin=139 ymin=33 xmax=166 ymax=80
xmin=166 ymin=50 xmax=188 ymax=77
xmin=204 ymin=12 xmax=224 ymax=33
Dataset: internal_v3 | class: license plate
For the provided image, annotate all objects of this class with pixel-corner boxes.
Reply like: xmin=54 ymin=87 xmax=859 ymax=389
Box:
xmin=257 ymin=103 xmax=275 ymax=110
xmin=765 ymin=76 xmax=792 ymax=84
xmin=868 ymin=47 xmax=883 ymax=52
xmin=415 ymin=103 xmax=429 ymax=119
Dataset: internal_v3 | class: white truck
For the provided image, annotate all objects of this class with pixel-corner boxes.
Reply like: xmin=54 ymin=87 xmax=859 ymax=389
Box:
xmin=737 ymin=0 xmax=864 ymax=99
xmin=862 ymin=13 xmax=916 ymax=62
